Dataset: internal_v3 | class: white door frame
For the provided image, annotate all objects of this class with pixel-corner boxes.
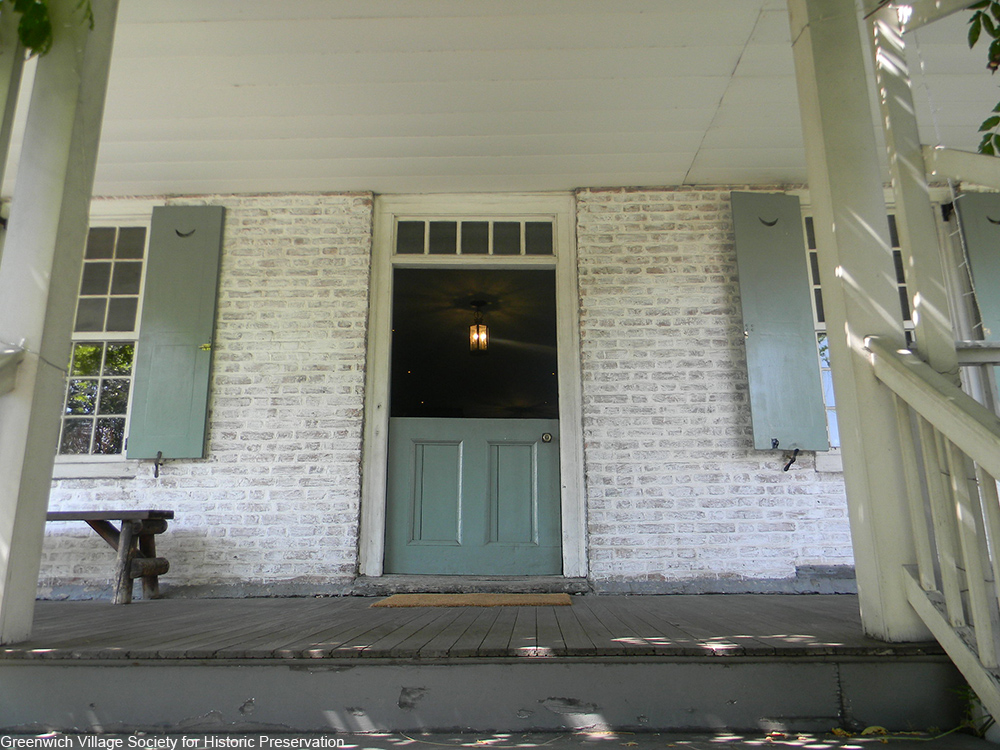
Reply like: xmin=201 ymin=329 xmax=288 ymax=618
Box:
xmin=358 ymin=193 xmax=587 ymax=578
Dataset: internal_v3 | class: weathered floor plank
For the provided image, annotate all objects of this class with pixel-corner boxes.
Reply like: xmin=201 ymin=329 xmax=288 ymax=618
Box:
xmin=1 ymin=594 xmax=943 ymax=662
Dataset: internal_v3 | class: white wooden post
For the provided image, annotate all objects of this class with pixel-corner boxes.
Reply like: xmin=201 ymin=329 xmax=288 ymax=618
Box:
xmin=788 ymin=0 xmax=928 ymax=640
xmin=869 ymin=6 xmax=960 ymax=378
xmin=0 ymin=0 xmax=119 ymax=644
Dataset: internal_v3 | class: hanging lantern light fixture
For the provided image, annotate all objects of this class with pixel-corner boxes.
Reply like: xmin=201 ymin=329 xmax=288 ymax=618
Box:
xmin=469 ymin=300 xmax=489 ymax=354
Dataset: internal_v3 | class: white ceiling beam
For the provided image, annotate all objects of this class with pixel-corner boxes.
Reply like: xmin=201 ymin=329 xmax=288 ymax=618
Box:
xmin=923 ymin=145 xmax=1000 ymax=188
xmin=863 ymin=1 xmax=977 ymax=32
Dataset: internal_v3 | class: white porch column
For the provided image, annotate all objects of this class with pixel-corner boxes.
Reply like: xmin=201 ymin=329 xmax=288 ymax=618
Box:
xmin=869 ymin=6 xmax=960 ymax=378
xmin=0 ymin=0 xmax=119 ymax=644
xmin=789 ymin=0 xmax=928 ymax=640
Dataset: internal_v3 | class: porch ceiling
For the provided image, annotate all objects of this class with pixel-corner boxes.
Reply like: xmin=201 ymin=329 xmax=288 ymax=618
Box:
xmin=4 ymin=0 xmax=994 ymax=196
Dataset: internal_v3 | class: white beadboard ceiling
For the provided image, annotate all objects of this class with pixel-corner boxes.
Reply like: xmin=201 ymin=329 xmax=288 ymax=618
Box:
xmin=5 ymin=0 xmax=997 ymax=196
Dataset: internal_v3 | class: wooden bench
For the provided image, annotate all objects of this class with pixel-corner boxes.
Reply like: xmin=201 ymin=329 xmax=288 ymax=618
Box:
xmin=45 ymin=510 xmax=173 ymax=604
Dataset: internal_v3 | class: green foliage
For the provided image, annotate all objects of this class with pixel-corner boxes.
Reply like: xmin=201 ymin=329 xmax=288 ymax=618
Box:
xmin=969 ymin=1 xmax=1000 ymax=153
xmin=3 ymin=0 xmax=94 ymax=58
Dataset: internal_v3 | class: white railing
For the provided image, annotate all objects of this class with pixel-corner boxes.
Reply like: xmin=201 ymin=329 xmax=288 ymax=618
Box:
xmin=866 ymin=336 xmax=1000 ymax=714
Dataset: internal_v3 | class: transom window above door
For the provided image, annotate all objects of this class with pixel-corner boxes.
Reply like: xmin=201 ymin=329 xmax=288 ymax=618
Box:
xmin=395 ymin=219 xmax=553 ymax=256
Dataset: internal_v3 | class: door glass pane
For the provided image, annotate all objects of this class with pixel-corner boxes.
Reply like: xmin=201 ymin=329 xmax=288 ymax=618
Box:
xmin=493 ymin=222 xmax=520 ymax=255
xmin=428 ymin=221 xmax=458 ymax=255
xmin=461 ymin=222 xmax=489 ymax=254
xmin=396 ymin=221 xmax=425 ymax=254
xmin=525 ymin=222 xmax=553 ymax=255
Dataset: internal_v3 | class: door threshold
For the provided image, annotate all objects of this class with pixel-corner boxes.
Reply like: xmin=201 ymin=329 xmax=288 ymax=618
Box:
xmin=352 ymin=575 xmax=590 ymax=596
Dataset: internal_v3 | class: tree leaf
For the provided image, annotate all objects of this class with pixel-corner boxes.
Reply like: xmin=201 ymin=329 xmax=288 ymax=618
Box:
xmin=991 ymin=2 xmax=1000 ymax=22
xmin=972 ymin=0 xmax=991 ymax=8
xmin=979 ymin=115 xmax=1000 ymax=131
xmin=983 ymin=13 xmax=1000 ymax=39
xmin=984 ymin=12 xmax=998 ymax=36
xmin=971 ymin=14 xmax=984 ymax=47
xmin=991 ymin=100 xmax=1000 ymax=112
xmin=17 ymin=0 xmax=52 ymax=56
xmin=981 ymin=138 xmax=995 ymax=155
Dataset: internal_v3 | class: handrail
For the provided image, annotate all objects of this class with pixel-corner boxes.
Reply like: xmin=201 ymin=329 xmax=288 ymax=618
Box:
xmin=866 ymin=336 xmax=1000 ymax=479
xmin=956 ymin=341 xmax=1000 ymax=366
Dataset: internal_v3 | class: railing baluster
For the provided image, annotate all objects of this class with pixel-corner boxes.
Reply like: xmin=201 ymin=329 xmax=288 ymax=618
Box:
xmin=894 ymin=395 xmax=936 ymax=591
xmin=945 ymin=438 xmax=999 ymax=668
xmin=975 ymin=465 xmax=1000 ymax=604
xmin=919 ymin=417 xmax=966 ymax=626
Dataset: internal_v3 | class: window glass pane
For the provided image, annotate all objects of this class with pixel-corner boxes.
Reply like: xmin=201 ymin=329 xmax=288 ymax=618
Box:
xmin=98 ymin=379 xmax=130 ymax=415
xmin=817 ymin=333 xmax=831 ymax=368
xmin=71 ymin=343 xmax=103 ymax=376
xmin=80 ymin=262 xmax=111 ymax=295
xmin=75 ymin=299 xmax=106 ymax=332
xmin=814 ymin=289 xmax=825 ymax=324
xmin=94 ymin=418 xmax=125 ymax=455
xmin=65 ymin=379 xmax=98 ymax=415
xmin=822 ymin=369 xmax=836 ymax=406
xmin=827 ymin=409 xmax=840 ymax=448
xmin=804 ymin=216 xmax=817 ymax=250
xmin=116 ymin=227 xmax=146 ymax=259
xmin=396 ymin=221 xmax=425 ymax=254
xmin=493 ymin=222 xmax=520 ymax=255
xmin=809 ymin=252 xmax=821 ymax=286
xmin=103 ymin=343 xmax=135 ymax=375
xmin=106 ymin=298 xmax=138 ymax=332
xmin=111 ymin=261 xmax=143 ymax=295
xmin=899 ymin=287 xmax=912 ymax=322
xmin=887 ymin=214 xmax=900 ymax=248
xmin=428 ymin=221 xmax=457 ymax=255
xmin=85 ymin=228 xmax=115 ymax=259
xmin=59 ymin=419 xmax=92 ymax=454
xmin=893 ymin=250 xmax=906 ymax=285
xmin=525 ymin=222 xmax=553 ymax=255
xmin=461 ymin=222 xmax=489 ymax=254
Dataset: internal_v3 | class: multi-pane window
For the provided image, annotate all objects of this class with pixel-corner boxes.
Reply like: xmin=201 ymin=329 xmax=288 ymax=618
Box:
xmin=58 ymin=227 xmax=147 ymax=456
xmin=804 ymin=213 xmax=912 ymax=449
xmin=395 ymin=219 xmax=554 ymax=256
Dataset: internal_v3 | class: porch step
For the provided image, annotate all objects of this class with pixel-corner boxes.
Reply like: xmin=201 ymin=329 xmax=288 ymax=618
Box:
xmin=352 ymin=575 xmax=592 ymax=596
xmin=0 ymin=596 xmax=967 ymax=734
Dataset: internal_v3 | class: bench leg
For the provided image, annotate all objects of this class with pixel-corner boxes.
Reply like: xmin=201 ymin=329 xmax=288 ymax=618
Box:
xmin=112 ymin=520 xmax=139 ymax=605
xmin=138 ymin=531 xmax=161 ymax=599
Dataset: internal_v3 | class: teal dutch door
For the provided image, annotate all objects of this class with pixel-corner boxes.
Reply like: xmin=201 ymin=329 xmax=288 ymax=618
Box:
xmin=384 ymin=268 xmax=562 ymax=575
xmin=385 ymin=418 xmax=562 ymax=575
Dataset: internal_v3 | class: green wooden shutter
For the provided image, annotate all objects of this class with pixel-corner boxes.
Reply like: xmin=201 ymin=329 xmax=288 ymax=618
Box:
xmin=731 ymin=191 xmax=829 ymax=451
xmin=126 ymin=206 xmax=225 ymax=459
xmin=956 ymin=192 xmax=1000 ymax=343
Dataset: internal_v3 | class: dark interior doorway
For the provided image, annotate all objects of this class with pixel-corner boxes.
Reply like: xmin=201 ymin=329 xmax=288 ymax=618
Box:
xmin=390 ymin=268 xmax=558 ymax=419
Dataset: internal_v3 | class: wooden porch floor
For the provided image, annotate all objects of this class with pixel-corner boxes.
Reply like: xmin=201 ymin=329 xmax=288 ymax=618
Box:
xmin=0 ymin=594 xmax=943 ymax=661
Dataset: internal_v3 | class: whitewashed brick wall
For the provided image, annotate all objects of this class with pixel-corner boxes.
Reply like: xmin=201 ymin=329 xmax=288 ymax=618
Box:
xmin=576 ymin=187 xmax=853 ymax=592
xmin=41 ymin=193 xmax=373 ymax=596
xmin=38 ymin=187 xmax=854 ymax=598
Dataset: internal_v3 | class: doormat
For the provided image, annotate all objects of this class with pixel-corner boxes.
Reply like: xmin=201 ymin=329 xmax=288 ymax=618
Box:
xmin=371 ymin=593 xmax=573 ymax=608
